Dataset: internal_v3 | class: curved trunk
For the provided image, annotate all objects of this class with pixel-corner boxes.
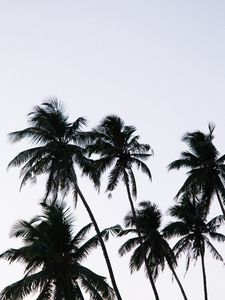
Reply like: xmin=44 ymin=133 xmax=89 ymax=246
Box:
xmin=200 ymin=249 xmax=208 ymax=300
xmin=124 ymin=174 xmax=160 ymax=300
xmin=169 ymin=265 xmax=188 ymax=300
xmin=73 ymin=180 xmax=123 ymax=300
xmin=215 ymin=188 xmax=225 ymax=217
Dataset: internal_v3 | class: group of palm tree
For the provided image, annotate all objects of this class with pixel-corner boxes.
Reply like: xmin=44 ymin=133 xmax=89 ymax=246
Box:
xmin=1 ymin=98 xmax=225 ymax=300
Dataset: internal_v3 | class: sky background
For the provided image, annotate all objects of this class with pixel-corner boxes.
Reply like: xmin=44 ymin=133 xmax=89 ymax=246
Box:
xmin=1 ymin=1 xmax=225 ymax=299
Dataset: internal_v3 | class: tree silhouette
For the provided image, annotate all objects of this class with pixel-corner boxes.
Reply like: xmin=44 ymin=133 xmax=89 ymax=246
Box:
xmin=168 ymin=124 xmax=225 ymax=216
xmin=163 ymin=194 xmax=225 ymax=300
xmin=119 ymin=201 xmax=188 ymax=300
xmin=8 ymin=100 xmax=122 ymax=300
xmin=0 ymin=201 xmax=115 ymax=300
xmin=87 ymin=115 xmax=158 ymax=299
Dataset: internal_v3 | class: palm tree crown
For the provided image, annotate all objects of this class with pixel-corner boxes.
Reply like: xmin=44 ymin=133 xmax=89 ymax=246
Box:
xmin=118 ymin=201 xmax=188 ymax=299
xmin=0 ymin=201 xmax=115 ymax=300
xmin=164 ymin=195 xmax=225 ymax=269
xmin=87 ymin=115 xmax=152 ymax=197
xmin=168 ymin=124 xmax=225 ymax=215
xmin=8 ymin=99 xmax=97 ymax=200
xmin=119 ymin=201 xmax=187 ymax=300
xmin=163 ymin=194 xmax=225 ymax=300
xmin=119 ymin=201 xmax=175 ymax=277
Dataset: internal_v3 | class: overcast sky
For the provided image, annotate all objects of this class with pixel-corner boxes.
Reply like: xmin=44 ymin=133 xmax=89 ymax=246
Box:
xmin=1 ymin=1 xmax=225 ymax=299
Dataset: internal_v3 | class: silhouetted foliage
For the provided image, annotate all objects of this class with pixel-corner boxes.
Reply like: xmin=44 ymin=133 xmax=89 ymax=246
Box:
xmin=0 ymin=201 xmax=115 ymax=300
xmin=168 ymin=124 xmax=225 ymax=216
xmin=163 ymin=194 xmax=225 ymax=300
xmin=87 ymin=115 xmax=159 ymax=299
xmin=8 ymin=100 xmax=122 ymax=300
xmin=119 ymin=201 xmax=188 ymax=300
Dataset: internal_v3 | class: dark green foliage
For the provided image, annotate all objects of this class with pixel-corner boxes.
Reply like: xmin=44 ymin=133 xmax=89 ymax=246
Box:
xmin=0 ymin=201 xmax=115 ymax=300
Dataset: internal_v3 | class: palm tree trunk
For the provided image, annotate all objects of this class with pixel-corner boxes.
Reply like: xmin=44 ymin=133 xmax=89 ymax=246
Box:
xmin=72 ymin=179 xmax=123 ymax=300
xmin=169 ymin=265 xmax=188 ymax=300
xmin=200 ymin=249 xmax=208 ymax=300
xmin=124 ymin=174 xmax=160 ymax=300
xmin=215 ymin=188 xmax=225 ymax=217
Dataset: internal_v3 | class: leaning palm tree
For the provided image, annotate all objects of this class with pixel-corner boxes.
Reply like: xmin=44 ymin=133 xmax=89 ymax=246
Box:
xmin=0 ymin=201 xmax=115 ymax=300
xmin=87 ymin=115 xmax=158 ymax=299
xmin=8 ymin=99 xmax=122 ymax=300
xmin=118 ymin=201 xmax=188 ymax=300
xmin=163 ymin=194 xmax=225 ymax=300
xmin=168 ymin=123 xmax=225 ymax=216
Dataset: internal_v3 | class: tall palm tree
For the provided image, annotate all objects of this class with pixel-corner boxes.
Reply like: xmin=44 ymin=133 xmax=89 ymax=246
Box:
xmin=8 ymin=100 xmax=122 ymax=300
xmin=118 ymin=201 xmax=188 ymax=300
xmin=86 ymin=115 xmax=158 ymax=299
xmin=168 ymin=124 xmax=225 ymax=216
xmin=163 ymin=194 xmax=225 ymax=300
xmin=0 ymin=201 xmax=115 ymax=300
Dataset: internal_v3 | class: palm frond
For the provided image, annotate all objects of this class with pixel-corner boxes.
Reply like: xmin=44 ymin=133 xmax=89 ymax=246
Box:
xmin=7 ymin=147 xmax=44 ymax=169
xmin=72 ymin=223 xmax=93 ymax=246
xmin=8 ymin=127 xmax=56 ymax=144
xmin=208 ymin=232 xmax=225 ymax=242
xmin=207 ymin=215 xmax=225 ymax=230
xmin=76 ymin=265 xmax=115 ymax=300
xmin=0 ymin=270 xmax=48 ymax=300
xmin=131 ymin=158 xmax=152 ymax=181
xmin=205 ymin=239 xmax=224 ymax=261
xmin=168 ymin=158 xmax=198 ymax=171
xmin=163 ymin=222 xmax=189 ymax=238
xmin=118 ymin=237 xmax=140 ymax=256
xmin=117 ymin=228 xmax=138 ymax=236
xmin=106 ymin=163 xmax=123 ymax=192
xmin=208 ymin=122 xmax=216 ymax=139
xmin=172 ymin=236 xmax=192 ymax=261
xmin=36 ymin=281 xmax=53 ymax=300
xmin=216 ymin=154 xmax=225 ymax=164
xmin=129 ymin=245 xmax=145 ymax=273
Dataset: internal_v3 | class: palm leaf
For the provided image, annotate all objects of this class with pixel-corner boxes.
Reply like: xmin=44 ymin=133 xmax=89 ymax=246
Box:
xmin=131 ymin=158 xmax=152 ymax=180
xmin=76 ymin=265 xmax=115 ymax=300
xmin=118 ymin=237 xmax=140 ymax=256
xmin=205 ymin=239 xmax=224 ymax=261
xmin=163 ymin=222 xmax=189 ymax=238
xmin=129 ymin=244 xmax=145 ymax=273
xmin=0 ymin=270 xmax=49 ymax=300
xmin=106 ymin=163 xmax=123 ymax=192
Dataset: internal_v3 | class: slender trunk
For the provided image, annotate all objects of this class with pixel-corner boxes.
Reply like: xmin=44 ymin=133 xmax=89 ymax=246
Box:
xmin=169 ymin=265 xmax=188 ymax=300
xmin=73 ymin=180 xmax=123 ymax=300
xmin=200 ymin=249 xmax=208 ymax=300
xmin=124 ymin=175 xmax=160 ymax=300
xmin=215 ymin=188 xmax=225 ymax=217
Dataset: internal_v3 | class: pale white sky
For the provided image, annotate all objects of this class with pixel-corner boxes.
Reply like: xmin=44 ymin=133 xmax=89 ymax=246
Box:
xmin=1 ymin=1 xmax=225 ymax=299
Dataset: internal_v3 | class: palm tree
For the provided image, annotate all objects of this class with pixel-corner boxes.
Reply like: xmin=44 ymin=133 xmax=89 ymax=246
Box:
xmin=87 ymin=115 xmax=158 ymax=299
xmin=8 ymin=99 xmax=122 ymax=300
xmin=0 ymin=201 xmax=115 ymax=300
xmin=163 ymin=194 xmax=225 ymax=300
xmin=168 ymin=124 xmax=225 ymax=216
xmin=118 ymin=201 xmax=188 ymax=300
